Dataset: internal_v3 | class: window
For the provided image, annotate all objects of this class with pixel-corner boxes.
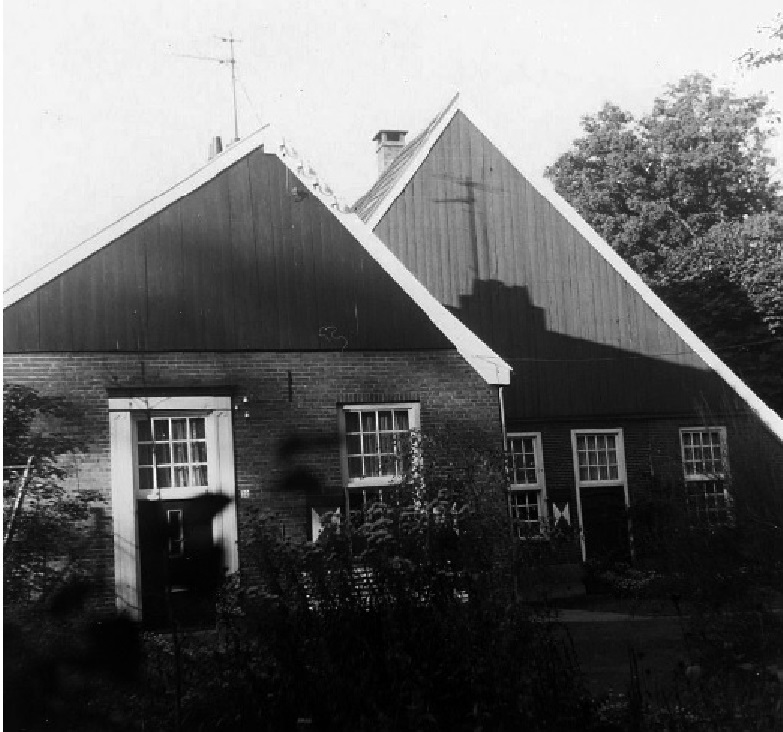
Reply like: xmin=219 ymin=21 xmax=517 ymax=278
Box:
xmin=340 ymin=403 xmax=420 ymax=520
xmin=574 ymin=432 xmax=621 ymax=483
xmin=340 ymin=403 xmax=420 ymax=487
xmin=680 ymin=427 xmax=730 ymax=526
xmin=506 ymin=433 xmax=546 ymax=537
xmin=137 ymin=416 xmax=209 ymax=491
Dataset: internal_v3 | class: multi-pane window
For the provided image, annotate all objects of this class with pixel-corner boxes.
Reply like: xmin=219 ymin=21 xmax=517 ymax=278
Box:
xmin=680 ymin=428 xmax=730 ymax=526
xmin=506 ymin=433 xmax=545 ymax=538
xmin=137 ymin=416 xmax=208 ymax=491
xmin=342 ymin=404 xmax=418 ymax=485
xmin=575 ymin=433 xmax=620 ymax=483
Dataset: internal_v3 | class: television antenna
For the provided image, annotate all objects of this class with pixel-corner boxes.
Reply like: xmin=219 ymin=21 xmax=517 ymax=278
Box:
xmin=175 ymin=33 xmax=242 ymax=142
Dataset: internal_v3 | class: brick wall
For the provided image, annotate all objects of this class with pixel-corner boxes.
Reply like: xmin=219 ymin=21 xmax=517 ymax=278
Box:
xmin=517 ymin=414 xmax=783 ymax=563
xmin=3 ymin=350 xmax=502 ymax=610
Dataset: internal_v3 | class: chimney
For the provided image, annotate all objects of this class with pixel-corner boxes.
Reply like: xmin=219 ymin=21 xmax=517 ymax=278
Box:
xmin=373 ymin=129 xmax=407 ymax=174
xmin=208 ymin=135 xmax=223 ymax=161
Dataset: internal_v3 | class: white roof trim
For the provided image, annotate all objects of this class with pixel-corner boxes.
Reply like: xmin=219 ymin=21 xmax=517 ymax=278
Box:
xmin=275 ymin=144 xmax=510 ymax=386
xmin=363 ymin=93 xmax=783 ymax=440
xmin=4 ymin=120 xmax=509 ymax=387
xmin=3 ymin=127 xmax=274 ymax=308
xmin=363 ymin=91 xmax=461 ymax=231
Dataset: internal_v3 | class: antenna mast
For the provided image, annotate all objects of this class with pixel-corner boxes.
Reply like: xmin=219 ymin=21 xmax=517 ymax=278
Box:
xmin=174 ymin=32 xmax=242 ymax=142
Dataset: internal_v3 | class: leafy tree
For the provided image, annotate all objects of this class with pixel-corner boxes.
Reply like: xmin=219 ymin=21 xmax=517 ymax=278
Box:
xmin=545 ymin=74 xmax=778 ymax=276
xmin=3 ymin=383 xmax=99 ymax=603
xmin=545 ymin=74 xmax=783 ymax=411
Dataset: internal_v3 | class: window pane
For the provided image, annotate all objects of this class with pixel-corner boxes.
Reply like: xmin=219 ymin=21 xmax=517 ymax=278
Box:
xmin=138 ymin=444 xmax=153 ymax=467
xmin=364 ymin=456 xmax=379 ymax=477
xmin=363 ymin=434 xmax=378 ymax=455
xmin=192 ymin=465 xmax=208 ymax=486
xmin=348 ymin=456 xmax=363 ymax=478
xmin=579 ymin=466 xmax=589 ymax=481
xmin=345 ymin=411 xmax=360 ymax=433
xmin=139 ymin=467 xmax=153 ymax=491
xmin=377 ymin=410 xmax=393 ymax=431
xmin=171 ymin=419 xmax=187 ymax=440
xmin=190 ymin=418 xmax=206 ymax=440
xmin=137 ymin=420 xmax=152 ymax=441
xmin=191 ymin=442 xmax=208 ymax=463
xmin=361 ymin=412 xmax=376 ymax=433
xmin=525 ymin=468 xmax=537 ymax=483
xmin=380 ymin=454 xmax=398 ymax=476
xmin=589 ymin=466 xmax=599 ymax=481
xmin=346 ymin=434 xmax=361 ymax=455
xmin=379 ymin=434 xmax=395 ymax=454
xmin=154 ymin=420 xmax=170 ymax=441
xmin=155 ymin=444 xmax=172 ymax=465
xmin=609 ymin=465 xmax=619 ymax=480
xmin=174 ymin=466 xmax=190 ymax=487
xmin=173 ymin=443 xmax=188 ymax=463
xmin=156 ymin=467 xmax=172 ymax=488
xmin=394 ymin=410 xmax=409 ymax=431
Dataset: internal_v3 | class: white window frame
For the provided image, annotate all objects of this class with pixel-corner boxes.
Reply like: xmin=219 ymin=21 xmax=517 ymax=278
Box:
xmin=679 ymin=426 xmax=731 ymax=526
xmin=109 ymin=395 xmax=238 ymax=620
xmin=506 ymin=432 xmax=546 ymax=538
xmin=571 ymin=428 xmax=629 ymax=562
xmin=338 ymin=402 xmax=421 ymax=489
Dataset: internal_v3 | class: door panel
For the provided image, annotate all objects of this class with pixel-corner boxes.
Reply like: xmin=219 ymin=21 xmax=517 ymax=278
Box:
xmin=138 ymin=497 xmax=225 ymax=628
xmin=580 ymin=486 xmax=630 ymax=562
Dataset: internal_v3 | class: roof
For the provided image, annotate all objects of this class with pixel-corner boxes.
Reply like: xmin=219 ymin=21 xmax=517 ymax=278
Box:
xmin=353 ymin=92 xmax=783 ymax=441
xmin=353 ymin=93 xmax=459 ymax=222
xmin=3 ymin=123 xmax=510 ymax=387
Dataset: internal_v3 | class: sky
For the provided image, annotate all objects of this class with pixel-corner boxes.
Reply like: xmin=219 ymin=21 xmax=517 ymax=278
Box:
xmin=4 ymin=0 xmax=782 ymax=289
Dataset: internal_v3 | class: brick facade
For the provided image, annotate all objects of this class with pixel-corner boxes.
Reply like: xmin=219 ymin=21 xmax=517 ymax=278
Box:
xmin=4 ymin=350 xmax=502 ymax=610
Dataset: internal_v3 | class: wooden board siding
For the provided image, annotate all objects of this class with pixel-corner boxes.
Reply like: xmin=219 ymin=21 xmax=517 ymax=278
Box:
xmin=373 ymin=111 xmax=732 ymax=419
xmin=4 ymin=151 xmax=450 ymax=354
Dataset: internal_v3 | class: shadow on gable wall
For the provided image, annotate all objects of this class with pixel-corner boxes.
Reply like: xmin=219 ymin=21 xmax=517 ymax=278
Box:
xmin=448 ymin=278 xmax=740 ymax=421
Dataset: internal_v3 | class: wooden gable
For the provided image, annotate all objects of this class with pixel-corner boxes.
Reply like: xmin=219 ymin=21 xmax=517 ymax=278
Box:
xmin=366 ymin=109 xmax=737 ymax=420
xmin=4 ymin=149 xmax=452 ymax=353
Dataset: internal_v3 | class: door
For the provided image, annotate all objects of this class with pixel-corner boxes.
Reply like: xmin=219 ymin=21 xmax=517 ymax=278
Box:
xmin=579 ymin=485 xmax=630 ymax=563
xmin=138 ymin=496 xmax=227 ymax=628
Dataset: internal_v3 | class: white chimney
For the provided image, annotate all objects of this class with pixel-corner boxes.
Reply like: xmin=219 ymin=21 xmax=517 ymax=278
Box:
xmin=208 ymin=136 xmax=223 ymax=161
xmin=373 ymin=130 xmax=407 ymax=174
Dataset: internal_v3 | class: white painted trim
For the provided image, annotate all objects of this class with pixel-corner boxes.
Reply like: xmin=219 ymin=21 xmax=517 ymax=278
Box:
xmin=110 ymin=411 xmax=141 ymax=619
xmin=506 ymin=431 xmax=547 ymax=538
xmin=570 ymin=428 xmax=629 ymax=562
xmin=109 ymin=395 xmax=238 ymax=621
xmin=359 ymin=92 xmax=783 ymax=441
xmin=337 ymin=212 xmax=511 ymax=385
xmin=109 ymin=396 xmax=232 ymax=412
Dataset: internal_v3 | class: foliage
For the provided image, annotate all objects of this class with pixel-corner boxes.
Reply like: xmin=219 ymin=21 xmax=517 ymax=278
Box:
xmin=545 ymin=74 xmax=783 ymax=411
xmin=125 ymin=433 xmax=602 ymax=731
xmin=545 ymin=74 xmax=779 ymax=276
xmin=738 ymin=12 xmax=783 ymax=69
xmin=3 ymin=383 xmax=101 ymax=604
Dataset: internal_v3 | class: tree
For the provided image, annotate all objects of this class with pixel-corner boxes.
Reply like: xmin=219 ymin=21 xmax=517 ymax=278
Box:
xmin=546 ymin=75 xmax=779 ymax=277
xmin=3 ymin=384 xmax=99 ymax=603
xmin=738 ymin=12 xmax=783 ymax=69
xmin=545 ymin=74 xmax=783 ymax=411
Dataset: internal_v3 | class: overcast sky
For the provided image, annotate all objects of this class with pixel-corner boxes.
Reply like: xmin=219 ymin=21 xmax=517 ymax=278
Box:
xmin=4 ymin=0 xmax=782 ymax=288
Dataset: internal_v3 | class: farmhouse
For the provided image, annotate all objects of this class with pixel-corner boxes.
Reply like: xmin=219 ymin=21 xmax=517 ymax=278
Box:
xmin=5 ymin=96 xmax=783 ymax=625
xmin=3 ymin=128 xmax=510 ymax=625
xmin=355 ymin=93 xmax=783 ymax=564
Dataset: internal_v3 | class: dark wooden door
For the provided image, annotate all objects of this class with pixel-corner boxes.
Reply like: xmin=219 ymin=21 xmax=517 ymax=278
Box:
xmin=580 ymin=486 xmax=630 ymax=562
xmin=138 ymin=498 xmax=222 ymax=628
